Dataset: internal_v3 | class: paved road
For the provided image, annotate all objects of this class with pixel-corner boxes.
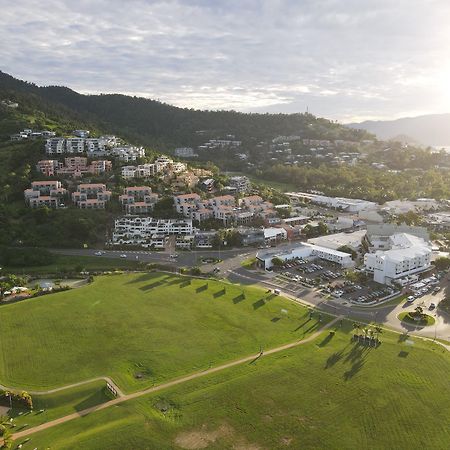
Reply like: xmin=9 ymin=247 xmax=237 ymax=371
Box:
xmin=11 ymin=316 xmax=342 ymax=442
xmin=51 ymin=247 xmax=252 ymax=269
xmin=225 ymin=267 xmax=450 ymax=342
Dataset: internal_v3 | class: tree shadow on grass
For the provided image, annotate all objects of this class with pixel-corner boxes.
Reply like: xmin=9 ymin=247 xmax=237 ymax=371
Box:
xmin=126 ymin=273 xmax=158 ymax=284
xmin=233 ymin=293 xmax=245 ymax=304
xmin=271 ymin=317 xmax=281 ymax=322
xmin=398 ymin=333 xmax=409 ymax=343
xmin=179 ymin=280 xmax=191 ymax=288
xmin=398 ymin=350 xmax=409 ymax=358
xmin=140 ymin=280 xmax=166 ymax=291
xmin=303 ymin=321 xmax=319 ymax=334
xmin=318 ymin=331 xmax=335 ymax=347
xmin=213 ymin=288 xmax=226 ymax=298
xmin=166 ymin=278 xmax=185 ymax=286
xmin=74 ymin=391 xmax=108 ymax=412
xmin=325 ymin=349 xmax=344 ymax=369
xmin=196 ymin=283 xmax=209 ymax=293
xmin=293 ymin=318 xmax=311 ymax=331
xmin=253 ymin=298 xmax=266 ymax=309
xmin=343 ymin=359 xmax=365 ymax=381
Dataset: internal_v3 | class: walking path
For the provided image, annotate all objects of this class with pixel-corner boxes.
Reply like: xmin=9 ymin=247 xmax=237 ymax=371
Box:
xmin=10 ymin=316 xmax=342 ymax=442
xmin=0 ymin=376 xmax=124 ymax=398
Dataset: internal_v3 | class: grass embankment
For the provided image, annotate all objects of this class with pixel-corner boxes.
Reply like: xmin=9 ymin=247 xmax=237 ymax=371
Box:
xmin=241 ymin=257 xmax=257 ymax=270
xmin=5 ymin=255 xmax=143 ymax=275
xmin=398 ymin=311 xmax=436 ymax=326
xmin=7 ymin=381 xmax=110 ymax=430
xmin=15 ymin=323 xmax=450 ymax=450
xmin=0 ymin=272 xmax=325 ymax=393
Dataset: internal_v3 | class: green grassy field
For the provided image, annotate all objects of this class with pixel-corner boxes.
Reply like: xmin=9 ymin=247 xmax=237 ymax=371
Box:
xmin=6 ymin=255 xmax=143 ymax=274
xmin=13 ymin=323 xmax=450 ymax=450
xmin=7 ymin=381 xmax=110 ymax=429
xmin=0 ymin=272 xmax=324 ymax=393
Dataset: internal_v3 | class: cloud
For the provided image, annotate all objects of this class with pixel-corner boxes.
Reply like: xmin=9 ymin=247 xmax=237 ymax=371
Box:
xmin=1 ymin=0 xmax=450 ymax=121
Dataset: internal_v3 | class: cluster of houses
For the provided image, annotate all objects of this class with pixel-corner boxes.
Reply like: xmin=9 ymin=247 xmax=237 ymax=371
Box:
xmin=198 ymin=138 xmax=242 ymax=151
xmin=36 ymin=157 xmax=112 ymax=178
xmin=174 ymin=193 xmax=276 ymax=225
xmin=11 ymin=128 xmax=56 ymax=141
xmin=45 ymin=135 xmax=144 ymax=161
xmin=121 ymin=156 xmax=186 ymax=179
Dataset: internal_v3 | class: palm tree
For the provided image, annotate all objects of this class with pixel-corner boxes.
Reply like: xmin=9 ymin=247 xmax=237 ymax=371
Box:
xmin=375 ymin=326 xmax=383 ymax=342
xmin=352 ymin=322 xmax=360 ymax=338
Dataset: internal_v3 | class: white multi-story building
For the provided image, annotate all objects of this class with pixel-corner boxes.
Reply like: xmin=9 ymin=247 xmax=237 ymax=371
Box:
xmin=121 ymin=163 xmax=158 ymax=179
xmin=256 ymin=243 xmax=355 ymax=269
xmin=287 ymin=192 xmax=377 ymax=212
xmin=65 ymin=138 xmax=85 ymax=154
xmin=228 ymin=176 xmax=251 ymax=194
xmin=174 ymin=147 xmax=197 ymax=158
xmin=85 ymin=138 xmax=107 ymax=155
xmin=109 ymin=146 xmax=145 ymax=162
xmin=111 ymin=216 xmax=195 ymax=247
xmin=45 ymin=138 xmax=66 ymax=154
xmin=364 ymin=233 xmax=432 ymax=285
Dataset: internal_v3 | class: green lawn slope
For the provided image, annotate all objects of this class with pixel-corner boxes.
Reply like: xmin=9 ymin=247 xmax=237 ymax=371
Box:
xmin=14 ymin=324 xmax=450 ymax=450
xmin=0 ymin=272 xmax=323 ymax=392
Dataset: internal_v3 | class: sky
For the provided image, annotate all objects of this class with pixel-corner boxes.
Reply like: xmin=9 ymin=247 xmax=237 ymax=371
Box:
xmin=1 ymin=0 xmax=450 ymax=122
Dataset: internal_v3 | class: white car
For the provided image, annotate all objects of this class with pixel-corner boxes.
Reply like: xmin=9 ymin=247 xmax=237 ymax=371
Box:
xmin=120 ymin=254 xmax=127 ymax=258
xmin=94 ymin=251 xmax=103 ymax=256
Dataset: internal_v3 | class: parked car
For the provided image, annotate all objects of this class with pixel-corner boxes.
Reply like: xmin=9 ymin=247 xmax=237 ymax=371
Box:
xmin=429 ymin=303 xmax=436 ymax=310
xmin=94 ymin=251 xmax=103 ymax=256
xmin=120 ymin=254 xmax=127 ymax=258
xmin=406 ymin=296 xmax=415 ymax=303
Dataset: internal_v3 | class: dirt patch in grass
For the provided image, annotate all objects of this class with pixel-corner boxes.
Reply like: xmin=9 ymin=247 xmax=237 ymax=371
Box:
xmin=281 ymin=436 xmax=293 ymax=446
xmin=174 ymin=424 xmax=233 ymax=449
xmin=175 ymin=423 xmax=262 ymax=450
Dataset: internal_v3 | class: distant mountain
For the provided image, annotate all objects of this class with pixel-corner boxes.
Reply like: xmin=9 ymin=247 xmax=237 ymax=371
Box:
xmin=347 ymin=114 xmax=450 ymax=147
xmin=0 ymin=70 xmax=373 ymax=151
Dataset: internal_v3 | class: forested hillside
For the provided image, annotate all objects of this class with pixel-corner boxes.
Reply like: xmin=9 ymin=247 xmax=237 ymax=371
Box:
xmin=0 ymin=71 xmax=372 ymax=150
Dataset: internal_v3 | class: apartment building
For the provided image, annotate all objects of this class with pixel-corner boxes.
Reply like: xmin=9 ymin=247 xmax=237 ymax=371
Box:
xmin=111 ymin=216 xmax=195 ymax=247
xmin=256 ymin=243 xmax=355 ymax=270
xmin=109 ymin=146 xmax=145 ymax=162
xmin=171 ymin=172 xmax=200 ymax=190
xmin=85 ymin=138 xmax=107 ymax=155
xmin=24 ymin=181 xmax=67 ymax=208
xmin=66 ymin=138 xmax=85 ymax=154
xmin=228 ymin=176 xmax=251 ymax=193
xmin=36 ymin=160 xmax=59 ymax=177
xmin=119 ymin=186 xmax=159 ymax=214
xmin=72 ymin=183 xmax=112 ymax=209
xmin=364 ymin=233 xmax=432 ymax=285
xmin=45 ymin=138 xmax=66 ymax=154
xmin=121 ymin=163 xmax=158 ymax=179
xmin=174 ymin=147 xmax=197 ymax=158
xmin=37 ymin=157 xmax=112 ymax=178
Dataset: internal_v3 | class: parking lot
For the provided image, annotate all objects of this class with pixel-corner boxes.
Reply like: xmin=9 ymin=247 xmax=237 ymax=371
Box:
xmin=268 ymin=257 xmax=400 ymax=306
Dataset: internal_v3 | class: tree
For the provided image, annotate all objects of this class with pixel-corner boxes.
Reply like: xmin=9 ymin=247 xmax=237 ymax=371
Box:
xmin=434 ymin=256 xmax=450 ymax=271
xmin=338 ymin=246 xmax=357 ymax=260
xmin=271 ymin=257 xmax=284 ymax=267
